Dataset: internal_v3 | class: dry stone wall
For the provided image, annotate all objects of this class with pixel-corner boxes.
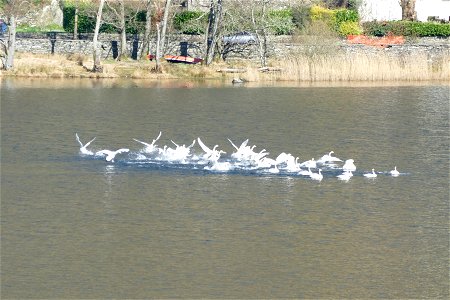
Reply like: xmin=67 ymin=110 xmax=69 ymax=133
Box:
xmin=10 ymin=32 xmax=450 ymax=62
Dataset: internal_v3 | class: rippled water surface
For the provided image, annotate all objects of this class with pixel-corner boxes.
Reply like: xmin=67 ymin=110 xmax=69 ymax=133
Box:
xmin=1 ymin=78 xmax=449 ymax=299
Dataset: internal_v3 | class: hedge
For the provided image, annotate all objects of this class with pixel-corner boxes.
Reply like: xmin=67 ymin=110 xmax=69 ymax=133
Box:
xmin=268 ymin=9 xmax=295 ymax=35
xmin=362 ymin=21 xmax=450 ymax=37
xmin=63 ymin=6 xmax=96 ymax=33
xmin=173 ymin=11 xmax=207 ymax=34
xmin=62 ymin=4 xmax=145 ymax=34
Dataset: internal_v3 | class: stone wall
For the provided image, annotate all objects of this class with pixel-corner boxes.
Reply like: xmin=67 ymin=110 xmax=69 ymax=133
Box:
xmin=10 ymin=32 xmax=450 ymax=62
xmin=12 ymin=32 xmax=206 ymax=60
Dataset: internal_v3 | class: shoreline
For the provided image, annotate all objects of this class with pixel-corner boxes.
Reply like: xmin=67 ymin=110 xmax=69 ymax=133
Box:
xmin=1 ymin=48 xmax=449 ymax=83
xmin=1 ymin=75 xmax=449 ymax=90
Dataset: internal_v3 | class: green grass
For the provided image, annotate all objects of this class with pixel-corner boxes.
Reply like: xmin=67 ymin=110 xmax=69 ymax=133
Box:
xmin=17 ymin=23 xmax=65 ymax=33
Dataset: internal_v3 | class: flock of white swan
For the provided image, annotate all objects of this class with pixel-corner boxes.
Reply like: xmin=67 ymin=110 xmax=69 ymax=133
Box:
xmin=76 ymin=132 xmax=402 ymax=181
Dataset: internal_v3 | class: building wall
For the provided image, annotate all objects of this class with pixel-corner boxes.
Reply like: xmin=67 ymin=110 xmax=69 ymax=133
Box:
xmin=415 ymin=0 xmax=450 ymax=22
xmin=359 ymin=0 xmax=450 ymax=22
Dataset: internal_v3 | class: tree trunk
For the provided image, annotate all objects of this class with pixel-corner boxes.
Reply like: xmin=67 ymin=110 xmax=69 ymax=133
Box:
xmin=159 ymin=0 xmax=171 ymax=56
xmin=140 ymin=0 xmax=152 ymax=59
xmin=251 ymin=1 xmax=268 ymax=68
xmin=400 ymin=0 xmax=416 ymax=21
xmin=92 ymin=0 xmax=105 ymax=72
xmin=204 ymin=0 xmax=223 ymax=65
xmin=155 ymin=23 xmax=161 ymax=71
xmin=4 ymin=15 xmax=16 ymax=70
xmin=118 ymin=0 xmax=127 ymax=60
xmin=155 ymin=0 xmax=171 ymax=72
xmin=73 ymin=4 xmax=78 ymax=39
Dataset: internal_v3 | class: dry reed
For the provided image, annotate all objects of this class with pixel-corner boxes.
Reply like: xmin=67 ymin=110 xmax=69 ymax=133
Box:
xmin=273 ymin=51 xmax=450 ymax=82
xmin=1 ymin=51 xmax=449 ymax=82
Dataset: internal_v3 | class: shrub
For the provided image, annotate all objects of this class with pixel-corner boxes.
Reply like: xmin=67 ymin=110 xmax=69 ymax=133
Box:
xmin=63 ymin=3 xmax=146 ymax=34
xmin=291 ymin=5 xmax=311 ymax=30
xmin=63 ymin=5 xmax=96 ymax=33
xmin=362 ymin=21 xmax=450 ymax=37
xmin=173 ymin=11 xmax=207 ymax=35
xmin=309 ymin=5 xmax=361 ymax=35
xmin=268 ymin=9 xmax=295 ymax=35
xmin=411 ymin=22 xmax=450 ymax=37
xmin=339 ymin=21 xmax=362 ymax=36
xmin=362 ymin=21 xmax=388 ymax=36
xmin=335 ymin=9 xmax=358 ymax=25
xmin=310 ymin=5 xmax=336 ymax=25
xmin=125 ymin=9 xmax=147 ymax=34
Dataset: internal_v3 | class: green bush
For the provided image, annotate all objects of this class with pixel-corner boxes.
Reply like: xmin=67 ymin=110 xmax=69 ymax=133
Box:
xmin=363 ymin=21 xmax=450 ymax=37
xmin=126 ymin=10 xmax=146 ymax=34
xmin=335 ymin=9 xmax=358 ymax=25
xmin=63 ymin=5 xmax=96 ymax=33
xmin=268 ymin=9 xmax=295 ymax=35
xmin=361 ymin=21 xmax=388 ymax=36
xmin=411 ymin=22 xmax=450 ymax=37
xmin=334 ymin=9 xmax=359 ymax=33
xmin=63 ymin=4 xmax=146 ymax=34
xmin=309 ymin=5 xmax=361 ymax=35
xmin=173 ymin=11 xmax=207 ymax=34
xmin=291 ymin=5 xmax=311 ymax=30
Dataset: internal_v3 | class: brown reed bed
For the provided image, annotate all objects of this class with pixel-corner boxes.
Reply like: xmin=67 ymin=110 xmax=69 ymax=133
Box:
xmin=273 ymin=51 xmax=450 ymax=82
xmin=1 ymin=51 xmax=449 ymax=83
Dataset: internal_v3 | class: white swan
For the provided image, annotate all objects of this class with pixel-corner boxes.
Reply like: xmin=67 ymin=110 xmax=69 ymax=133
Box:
xmin=267 ymin=164 xmax=280 ymax=174
xmin=300 ymin=158 xmax=316 ymax=169
xmin=298 ymin=167 xmax=312 ymax=176
xmin=284 ymin=157 xmax=301 ymax=172
xmin=96 ymin=148 xmax=130 ymax=162
xmin=75 ymin=133 xmax=96 ymax=155
xmin=256 ymin=157 xmax=277 ymax=169
xmin=204 ymin=161 xmax=233 ymax=172
xmin=275 ymin=152 xmax=291 ymax=165
xmin=252 ymin=149 xmax=270 ymax=162
xmin=229 ymin=138 xmax=261 ymax=162
xmin=164 ymin=139 xmax=196 ymax=162
xmin=197 ymin=137 xmax=226 ymax=162
xmin=390 ymin=166 xmax=400 ymax=177
xmin=337 ymin=171 xmax=353 ymax=181
xmin=364 ymin=169 xmax=377 ymax=178
xmin=133 ymin=131 xmax=162 ymax=153
xmin=309 ymin=169 xmax=323 ymax=181
xmin=228 ymin=138 xmax=249 ymax=152
xmin=343 ymin=159 xmax=356 ymax=171
xmin=318 ymin=151 xmax=342 ymax=164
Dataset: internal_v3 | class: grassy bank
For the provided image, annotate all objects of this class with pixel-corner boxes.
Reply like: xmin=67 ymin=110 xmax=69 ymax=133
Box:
xmin=1 ymin=50 xmax=449 ymax=82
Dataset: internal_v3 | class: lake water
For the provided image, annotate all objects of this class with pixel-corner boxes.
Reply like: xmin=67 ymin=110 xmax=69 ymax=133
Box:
xmin=1 ymin=78 xmax=449 ymax=299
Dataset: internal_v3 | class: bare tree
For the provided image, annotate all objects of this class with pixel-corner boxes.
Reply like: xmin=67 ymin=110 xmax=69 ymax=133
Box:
xmin=0 ymin=0 xmax=34 ymax=70
xmin=155 ymin=0 xmax=171 ymax=72
xmin=399 ymin=0 xmax=416 ymax=21
xmin=219 ymin=0 xmax=271 ymax=67
xmin=104 ymin=0 xmax=127 ymax=60
xmin=251 ymin=0 xmax=269 ymax=67
xmin=73 ymin=0 xmax=79 ymax=39
xmin=92 ymin=0 xmax=105 ymax=72
xmin=204 ymin=0 xmax=223 ymax=65
xmin=140 ymin=0 xmax=152 ymax=59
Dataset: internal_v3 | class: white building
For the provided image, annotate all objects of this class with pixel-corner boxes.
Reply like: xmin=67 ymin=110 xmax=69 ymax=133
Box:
xmin=359 ymin=0 xmax=450 ymax=22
